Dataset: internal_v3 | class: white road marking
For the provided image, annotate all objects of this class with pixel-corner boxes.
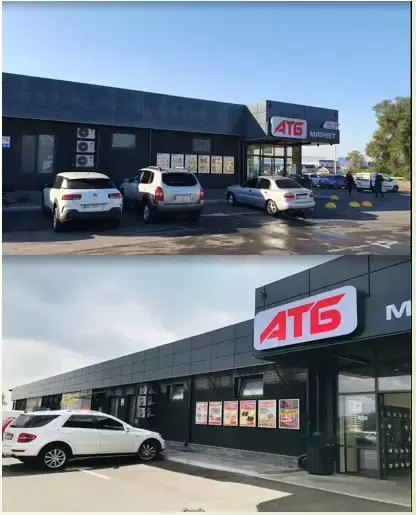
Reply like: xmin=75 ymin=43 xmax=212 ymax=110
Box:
xmin=202 ymin=212 xmax=255 ymax=217
xmin=371 ymin=240 xmax=400 ymax=249
xmin=79 ymin=468 xmax=111 ymax=480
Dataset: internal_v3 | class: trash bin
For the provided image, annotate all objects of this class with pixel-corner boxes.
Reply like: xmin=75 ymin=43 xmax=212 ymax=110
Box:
xmin=306 ymin=443 xmax=334 ymax=476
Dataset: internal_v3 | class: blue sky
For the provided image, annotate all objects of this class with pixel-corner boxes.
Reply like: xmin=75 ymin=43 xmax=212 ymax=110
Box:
xmin=2 ymin=1 xmax=410 ymax=159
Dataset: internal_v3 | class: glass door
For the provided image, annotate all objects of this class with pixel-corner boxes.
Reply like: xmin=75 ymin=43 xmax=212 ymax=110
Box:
xmin=338 ymin=394 xmax=379 ymax=477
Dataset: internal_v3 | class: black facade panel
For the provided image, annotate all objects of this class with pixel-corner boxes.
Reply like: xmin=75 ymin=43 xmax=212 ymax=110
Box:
xmin=262 ymin=270 xmax=310 ymax=307
xmin=311 ymin=274 xmax=370 ymax=297
xmin=235 ymin=335 xmax=254 ymax=355
xmin=210 ymin=340 xmax=235 ymax=359
xmin=369 ymin=255 xmax=410 ymax=273
xmin=309 ymin=256 xmax=369 ymax=292
xmin=173 ymin=351 xmax=191 ymax=366
xmin=235 ymin=320 xmax=253 ymax=338
xmin=173 ymin=338 xmax=192 ymax=353
xmin=210 ymin=355 xmax=234 ymax=372
xmin=190 ymin=360 xmax=210 ymax=374
xmin=369 ymin=260 xmax=411 ymax=297
xmin=158 ymin=354 xmax=174 ymax=369
xmin=191 ymin=345 xmax=211 ymax=363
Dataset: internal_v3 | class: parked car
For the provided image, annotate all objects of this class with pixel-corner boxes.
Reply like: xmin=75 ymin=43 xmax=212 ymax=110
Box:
xmin=41 ymin=172 xmax=123 ymax=232
xmin=226 ymin=176 xmax=315 ymax=217
xmin=120 ymin=166 xmax=205 ymax=223
xmin=2 ymin=410 xmax=165 ymax=470
xmin=319 ymin=174 xmax=346 ymax=189
xmin=354 ymin=172 xmax=399 ymax=193
xmin=302 ymin=172 xmax=320 ymax=187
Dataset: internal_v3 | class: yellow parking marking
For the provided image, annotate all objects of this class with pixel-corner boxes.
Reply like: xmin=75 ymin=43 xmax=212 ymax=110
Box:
xmin=324 ymin=202 xmax=336 ymax=209
xmin=361 ymin=201 xmax=373 ymax=207
xmin=329 ymin=194 xmax=339 ymax=200
xmin=349 ymin=201 xmax=361 ymax=208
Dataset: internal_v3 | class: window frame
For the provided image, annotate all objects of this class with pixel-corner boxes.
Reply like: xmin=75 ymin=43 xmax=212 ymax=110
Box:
xmin=258 ymin=178 xmax=271 ymax=190
xmin=18 ymin=132 xmax=57 ymax=176
xmin=95 ymin=416 xmax=126 ymax=431
xmin=168 ymin=383 xmax=185 ymax=401
xmin=62 ymin=414 xmax=100 ymax=430
xmin=242 ymin=178 xmax=258 ymax=188
xmin=111 ymin=132 xmax=137 ymax=149
xmin=235 ymin=374 xmax=264 ymax=399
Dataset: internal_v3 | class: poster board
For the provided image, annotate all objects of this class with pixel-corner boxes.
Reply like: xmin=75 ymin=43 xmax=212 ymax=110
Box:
xmin=223 ymin=156 xmax=234 ymax=174
xmin=156 ymin=153 xmax=170 ymax=169
xmin=258 ymin=400 xmax=277 ymax=428
xmin=171 ymin=154 xmax=184 ymax=169
xmin=198 ymin=155 xmax=210 ymax=174
xmin=208 ymin=401 xmax=223 ymax=425
xmin=223 ymin=401 xmax=238 ymax=426
xmin=239 ymin=400 xmax=256 ymax=427
xmin=195 ymin=402 xmax=208 ymax=425
xmin=211 ymin=156 xmax=223 ymax=174
xmin=278 ymin=399 xmax=300 ymax=429
xmin=185 ymin=154 xmax=198 ymax=173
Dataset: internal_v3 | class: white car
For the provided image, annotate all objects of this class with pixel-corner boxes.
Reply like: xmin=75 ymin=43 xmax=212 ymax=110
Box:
xmin=354 ymin=172 xmax=399 ymax=193
xmin=41 ymin=172 xmax=123 ymax=232
xmin=226 ymin=176 xmax=315 ymax=217
xmin=302 ymin=172 xmax=320 ymax=187
xmin=120 ymin=166 xmax=205 ymax=223
xmin=2 ymin=410 xmax=165 ymax=470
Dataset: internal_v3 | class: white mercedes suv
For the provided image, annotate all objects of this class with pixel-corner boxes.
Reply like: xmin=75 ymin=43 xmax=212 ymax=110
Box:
xmin=2 ymin=410 xmax=165 ymax=470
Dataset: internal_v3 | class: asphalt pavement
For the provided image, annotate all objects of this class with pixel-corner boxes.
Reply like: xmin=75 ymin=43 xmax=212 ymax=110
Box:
xmin=2 ymin=456 xmax=410 ymax=512
xmin=2 ymin=189 xmax=410 ymax=255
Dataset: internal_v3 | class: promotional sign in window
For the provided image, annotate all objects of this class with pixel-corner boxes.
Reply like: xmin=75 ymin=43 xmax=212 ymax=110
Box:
xmin=61 ymin=391 xmax=92 ymax=410
xmin=156 ymin=153 xmax=170 ymax=169
xmin=195 ymin=401 xmax=208 ymax=425
xmin=208 ymin=401 xmax=223 ymax=425
xmin=185 ymin=154 xmax=198 ymax=173
xmin=25 ymin=397 xmax=42 ymax=412
xmin=198 ymin=155 xmax=210 ymax=173
xmin=171 ymin=154 xmax=184 ymax=169
xmin=254 ymin=286 xmax=358 ymax=351
xmin=258 ymin=400 xmax=277 ymax=428
xmin=211 ymin=156 xmax=223 ymax=174
xmin=223 ymin=156 xmax=234 ymax=174
xmin=239 ymin=400 xmax=256 ymax=427
xmin=279 ymin=399 xmax=300 ymax=430
xmin=223 ymin=401 xmax=238 ymax=426
xmin=2 ymin=136 xmax=11 ymax=148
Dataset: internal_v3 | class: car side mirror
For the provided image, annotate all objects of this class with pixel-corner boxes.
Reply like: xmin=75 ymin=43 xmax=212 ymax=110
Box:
xmin=125 ymin=426 xmax=130 ymax=432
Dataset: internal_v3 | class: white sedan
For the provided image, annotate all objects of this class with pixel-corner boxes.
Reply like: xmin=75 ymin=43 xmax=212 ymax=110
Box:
xmin=226 ymin=176 xmax=315 ymax=217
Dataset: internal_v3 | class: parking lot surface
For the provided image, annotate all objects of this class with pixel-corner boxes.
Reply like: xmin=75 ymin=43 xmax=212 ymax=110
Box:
xmin=3 ymin=189 xmax=410 ymax=256
xmin=2 ymin=456 xmax=409 ymax=512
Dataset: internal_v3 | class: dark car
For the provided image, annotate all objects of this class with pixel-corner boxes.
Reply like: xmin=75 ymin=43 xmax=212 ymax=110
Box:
xmin=319 ymin=175 xmax=346 ymax=188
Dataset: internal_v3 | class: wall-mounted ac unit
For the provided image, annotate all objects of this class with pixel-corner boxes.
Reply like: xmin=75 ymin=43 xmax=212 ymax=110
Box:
xmin=76 ymin=140 xmax=96 ymax=153
xmin=77 ymin=127 xmax=96 ymax=140
xmin=139 ymin=385 xmax=148 ymax=396
xmin=75 ymin=154 xmax=95 ymax=168
xmin=138 ymin=396 xmax=147 ymax=407
xmin=138 ymin=407 xmax=146 ymax=419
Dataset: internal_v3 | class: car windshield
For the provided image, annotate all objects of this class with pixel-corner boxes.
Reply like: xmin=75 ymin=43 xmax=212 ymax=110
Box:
xmin=355 ymin=174 xmax=368 ymax=180
xmin=10 ymin=414 xmax=59 ymax=428
xmin=64 ymin=179 xmax=116 ymax=189
xmin=161 ymin=173 xmax=198 ymax=187
xmin=275 ymin=179 xmax=302 ymax=189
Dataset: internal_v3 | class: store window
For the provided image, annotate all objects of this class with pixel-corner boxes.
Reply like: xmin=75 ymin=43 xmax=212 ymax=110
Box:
xmin=112 ymin=133 xmax=136 ymax=148
xmin=192 ymin=138 xmax=211 ymax=153
xmin=19 ymin=134 xmax=55 ymax=175
xmin=338 ymin=367 xmax=376 ymax=393
xmin=236 ymin=375 xmax=263 ymax=398
xmin=168 ymin=383 xmax=185 ymax=400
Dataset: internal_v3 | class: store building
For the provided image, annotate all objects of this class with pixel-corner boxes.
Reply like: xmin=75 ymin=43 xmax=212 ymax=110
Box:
xmin=3 ymin=72 xmax=339 ymax=191
xmin=11 ymin=256 xmax=411 ymax=480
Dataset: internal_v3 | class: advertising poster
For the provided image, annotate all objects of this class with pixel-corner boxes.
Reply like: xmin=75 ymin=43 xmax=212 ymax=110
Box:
xmin=279 ymin=399 xmax=300 ymax=430
xmin=61 ymin=391 xmax=92 ymax=410
xmin=195 ymin=402 xmax=208 ymax=425
xmin=211 ymin=156 xmax=223 ymax=174
xmin=208 ymin=401 xmax=223 ymax=426
xmin=185 ymin=154 xmax=198 ymax=173
xmin=223 ymin=156 xmax=234 ymax=174
xmin=25 ymin=397 xmax=42 ymax=412
xmin=2 ymin=136 xmax=11 ymax=148
xmin=198 ymin=155 xmax=210 ymax=173
xmin=239 ymin=400 xmax=256 ymax=427
xmin=258 ymin=400 xmax=277 ymax=429
xmin=171 ymin=154 xmax=184 ymax=169
xmin=156 ymin=153 xmax=170 ymax=169
xmin=223 ymin=401 xmax=238 ymax=426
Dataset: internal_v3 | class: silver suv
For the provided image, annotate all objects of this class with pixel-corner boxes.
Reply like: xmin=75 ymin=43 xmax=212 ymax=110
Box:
xmin=120 ymin=167 xmax=205 ymax=223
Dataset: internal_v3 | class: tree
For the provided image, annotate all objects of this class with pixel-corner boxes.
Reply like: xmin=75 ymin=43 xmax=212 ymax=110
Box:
xmin=346 ymin=150 xmax=365 ymax=173
xmin=2 ymin=392 xmax=7 ymax=406
xmin=365 ymin=97 xmax=411 ymax=179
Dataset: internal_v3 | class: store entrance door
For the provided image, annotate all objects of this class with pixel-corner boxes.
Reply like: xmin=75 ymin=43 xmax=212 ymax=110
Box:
xmin=378 ymin=392 xmax=411 ymax=480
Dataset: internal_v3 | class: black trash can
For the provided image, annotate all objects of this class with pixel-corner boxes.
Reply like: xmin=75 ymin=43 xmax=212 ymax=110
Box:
xmin=306 ymin=443 xmax=334 ymax=476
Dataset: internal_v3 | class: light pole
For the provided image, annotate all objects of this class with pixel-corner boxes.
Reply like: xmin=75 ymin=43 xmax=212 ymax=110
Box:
xmin=333 ymin=144 xmax=337 ymax=173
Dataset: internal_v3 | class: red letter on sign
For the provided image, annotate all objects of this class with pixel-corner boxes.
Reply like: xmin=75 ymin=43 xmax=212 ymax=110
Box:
xmin=260 ymin=310 xmax=287 ymax=344
xmin=294 ymin=122 xmax=303 ymax=137
xmin=286 ymin=120 xmax=295 ymax=136
xmin=310 ymin=293 xmax=345 ymax=335
xmin=287 ymin=303 xmax=314 ymax=338
xmin=274 ymin=120 xmax=286 ymax=135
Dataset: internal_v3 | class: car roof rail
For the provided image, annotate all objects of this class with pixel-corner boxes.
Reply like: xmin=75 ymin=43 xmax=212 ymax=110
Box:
xmin=168 ymin=167 xmax=190 ymax=172
xmin=147 ymin=166 xmax=162 ymax=171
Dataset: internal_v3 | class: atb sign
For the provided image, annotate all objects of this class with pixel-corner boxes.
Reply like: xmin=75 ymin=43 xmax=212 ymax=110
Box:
xmin=270 ymin=116 xmax=307 ymax=140
xmin=254 ymin=286 xmax=358 ymax=351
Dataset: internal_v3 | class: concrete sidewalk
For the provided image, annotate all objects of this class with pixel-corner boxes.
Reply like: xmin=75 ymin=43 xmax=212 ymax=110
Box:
xmin=162 ymin=449 xmax=411 ymax=508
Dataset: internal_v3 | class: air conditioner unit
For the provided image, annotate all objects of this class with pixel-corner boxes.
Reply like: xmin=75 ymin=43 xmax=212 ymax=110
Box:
xmin=77 ymin=127 xmax=96 ymax=140
xmin=139 ymin=385 xmax=148 ymax=396
xmin=76 ymin=140 xmax=95 ymax=153
xmin=138 ymin=408 xmax=146 ymax=419
xmin=75 ymin=154 xmax=95 ymax=168
xmin=138 ymin=396 xmax=147 ymax=407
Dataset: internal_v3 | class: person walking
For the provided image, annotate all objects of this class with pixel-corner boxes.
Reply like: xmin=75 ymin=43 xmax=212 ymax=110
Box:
xmin=374 ymin=173 xmax=384 ymax=198
xmin=344 ymin=171 xmax=355 ymax=196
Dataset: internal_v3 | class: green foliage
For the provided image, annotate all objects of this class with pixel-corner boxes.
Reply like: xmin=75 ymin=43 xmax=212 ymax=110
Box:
xmin=346 ymin=150 xmax=366 ymax=174
xmin=365 ymin=97 xmax=411 ymax=179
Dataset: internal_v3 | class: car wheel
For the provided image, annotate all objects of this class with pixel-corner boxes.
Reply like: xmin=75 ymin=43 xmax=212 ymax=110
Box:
xmin=138 ymin=439 xmax=160 ymax=462
xmin=227 ymin=192 xmax=238 ymax=206
xmin=266 ymin=199 xmax=278 ymax=216
xmin=186 ymin=211 xmax=201 ymax=222
xmin=38 ymin=444 xmax=69 ymax=471
xmin=143 ymin=203 xmax=157 ymax=224
xmin=53 ymin=206 xmax=64 ymax=232
xmin=393 ymin=185 xmax=398 ymax=193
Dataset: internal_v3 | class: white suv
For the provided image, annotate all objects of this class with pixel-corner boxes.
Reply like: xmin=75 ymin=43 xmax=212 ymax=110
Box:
xmin=120 ymin=166 xmax=205 ymax=223
xmin=41 ymin=172 xmax=123 ymax=232
xmin=2 ymin=410 xmax=165 ymax=470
